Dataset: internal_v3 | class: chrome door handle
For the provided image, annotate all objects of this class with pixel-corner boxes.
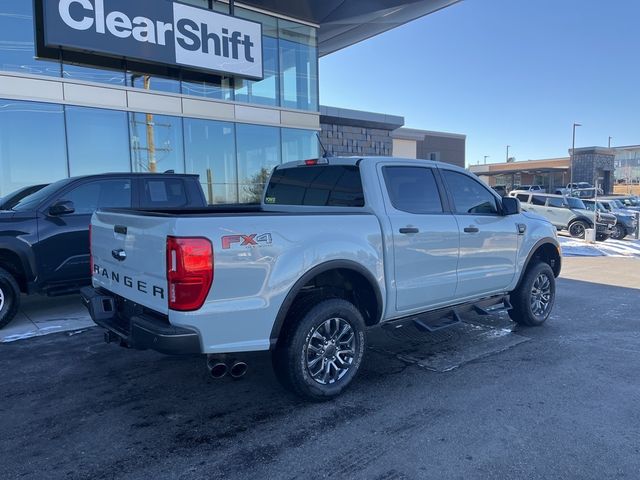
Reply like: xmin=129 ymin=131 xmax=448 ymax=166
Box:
xmin=463 ymin=226 xmax=479 ymax=233
xmin=399 ymin=227 xmax=419 ymax=234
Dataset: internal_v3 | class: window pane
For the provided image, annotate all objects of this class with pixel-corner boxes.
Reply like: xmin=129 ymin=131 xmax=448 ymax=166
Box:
xmin=140 ymin=178 xmax=188 ymax=208
xmin=62 ymin=51 xmax=125 ymax=86
xmin=234 ymin=8 xmax=278 ymax=106
xmin=126 ymin=69 xmax=181 ymax=94
xmin=129 ymin=113 xmax=184 ymax=173
xmin=282 ymin=128 xmax=318 ymax=163
xmin=66 ymin=106 xmax=130 ymax=176
xmin=236 ymin=124 xmax=280 ymax=202
xmin=383 ymin=167 xmax=443 ymax=214
xmin=531 ymin=195 xmax=546 ymax=206
xmin=184 ymin=118 xmax=237 ymax=203
xmin=58 ymin=180 xmax=132 ymax=214
xmin=0 ymin=100 xmax=67 ymax=197
xmin=182 ymin=72 xmax=234 ymax=101
xmin=442 ymin=170 xmax=499 ymax=215
xmin=279 ymin=20 xmax=318 ymax=111
xmin=265 ymin=165 xmax=364 ymax=207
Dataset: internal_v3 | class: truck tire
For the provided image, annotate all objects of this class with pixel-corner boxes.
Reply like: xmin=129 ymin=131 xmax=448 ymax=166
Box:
xmin=272 ymin=298 xmax=366 ymax=401
xmin=508 ymin=262 xmax=555 ymax=327
xmin=610 ymin=224 xmax=626 ymax=240
xmin=596 ymin=232 xmax=610 ymax=242
xmin=0 ymin=267 xmax=20 ymax=329
xmin=568 ymin=220 xmax=589 ymax=238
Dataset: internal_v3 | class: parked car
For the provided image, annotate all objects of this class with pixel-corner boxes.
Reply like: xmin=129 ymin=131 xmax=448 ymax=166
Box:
xmin=554 ymin=183 xmax=600 ymax=196
xmin=510 ymin=192 xmax=616 ymax=240
xmin=0 ymin=172 xmax=207 ymax=329
xmin=601 ymin=195 xmax=640 ymax=212
xmin=82 ymin=157 xmax=561 ymax=400
xmin=582 ymin=199 xmax=638 ymax=240
xmin=0 ymin=184 xmax=48 ymax=211
xmin=509 ymin=185 xmax=546 ymax=195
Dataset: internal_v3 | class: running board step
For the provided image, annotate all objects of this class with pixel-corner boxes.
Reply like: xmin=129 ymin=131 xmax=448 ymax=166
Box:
xmin=386 ymin=294 xmax=512 ymax=333
xmin=414 ymin=310 xmax=462 ymax=332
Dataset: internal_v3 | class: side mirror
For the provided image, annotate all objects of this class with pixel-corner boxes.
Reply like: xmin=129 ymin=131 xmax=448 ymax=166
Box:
xmin=502 ymin=196 xmax=521 ymax=215
xmin=49 ymin=200 xmax=75 ymax=216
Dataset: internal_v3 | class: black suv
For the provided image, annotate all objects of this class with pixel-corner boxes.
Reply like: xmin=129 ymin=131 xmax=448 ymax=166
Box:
xmin=0 ymin=173 xmax=207 ymax=328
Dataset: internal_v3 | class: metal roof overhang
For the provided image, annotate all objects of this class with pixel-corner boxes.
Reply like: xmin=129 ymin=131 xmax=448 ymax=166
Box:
xmin=239 ymin=0 xmax=462 ymax=56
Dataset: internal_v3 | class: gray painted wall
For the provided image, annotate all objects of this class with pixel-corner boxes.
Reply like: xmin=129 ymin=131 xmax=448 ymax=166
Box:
xmin=416 ymin=134 xmax=465 ymax=168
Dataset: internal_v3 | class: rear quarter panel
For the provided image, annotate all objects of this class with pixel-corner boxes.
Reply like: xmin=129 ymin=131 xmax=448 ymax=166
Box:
xmin=169 ymin=214 xmax=384 ymax=353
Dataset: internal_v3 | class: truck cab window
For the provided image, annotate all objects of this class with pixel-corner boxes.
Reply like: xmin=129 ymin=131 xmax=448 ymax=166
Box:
xmin=442 ymin=170 xmax=499 ymax=215
xmin=382 ymin=166 xmax=443 ymax=214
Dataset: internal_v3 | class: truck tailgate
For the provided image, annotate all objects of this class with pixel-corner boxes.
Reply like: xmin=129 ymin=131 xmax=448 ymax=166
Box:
xmin=91 ymin=210 xmax=173 ymax=314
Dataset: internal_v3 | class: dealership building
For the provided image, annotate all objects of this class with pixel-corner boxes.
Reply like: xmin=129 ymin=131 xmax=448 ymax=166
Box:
xmin=0 ymin=0 xmax=460 ymax=202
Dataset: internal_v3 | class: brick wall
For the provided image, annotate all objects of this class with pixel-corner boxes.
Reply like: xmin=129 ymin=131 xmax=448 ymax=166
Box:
xmin=319 ymin=123 xmax=394 ymax=157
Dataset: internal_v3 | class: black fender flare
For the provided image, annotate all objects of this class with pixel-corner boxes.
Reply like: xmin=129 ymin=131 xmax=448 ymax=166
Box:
xmin=269 ymin=260 xmax=383 ymax=347
xmin=515 ymin=238 xmax=562 ymax=289
xmin=0 ymin=238 xmax=36 ymax=283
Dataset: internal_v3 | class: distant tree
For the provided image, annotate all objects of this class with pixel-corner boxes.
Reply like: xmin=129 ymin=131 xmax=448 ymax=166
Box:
xmin=244 ymin=167 xmax=271 ymax=203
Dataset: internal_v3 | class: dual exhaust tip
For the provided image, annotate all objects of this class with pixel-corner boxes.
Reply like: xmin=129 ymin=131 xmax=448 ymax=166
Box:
xmin=207 ymin=357 xmax=248 ymax=379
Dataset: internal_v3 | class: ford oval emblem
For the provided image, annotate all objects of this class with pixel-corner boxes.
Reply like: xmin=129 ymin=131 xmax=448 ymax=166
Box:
xmin=111 ymin=249 xmax=127 ymax=262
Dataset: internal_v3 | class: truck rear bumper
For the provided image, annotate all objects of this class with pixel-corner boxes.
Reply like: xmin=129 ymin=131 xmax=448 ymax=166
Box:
xmin=80 ymin=287 xmax=201 ymax=355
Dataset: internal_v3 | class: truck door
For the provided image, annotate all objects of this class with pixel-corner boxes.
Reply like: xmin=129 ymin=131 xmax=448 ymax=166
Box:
xmin=379 ymin=165 xmax=459 ymax=313
xmin=37 ymin=179 xmax=132 ymax=287
xmin=439 ymin=169 xmax=518 ymax=299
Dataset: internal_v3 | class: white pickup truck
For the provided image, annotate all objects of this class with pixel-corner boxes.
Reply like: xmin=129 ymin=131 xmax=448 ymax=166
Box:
xmin=82 ymin=157 xmax=561 ymax=400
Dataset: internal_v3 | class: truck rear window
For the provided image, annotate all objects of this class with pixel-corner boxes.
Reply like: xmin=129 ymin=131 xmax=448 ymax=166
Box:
xmin=265 ymin=165 xmax=365 ymax=207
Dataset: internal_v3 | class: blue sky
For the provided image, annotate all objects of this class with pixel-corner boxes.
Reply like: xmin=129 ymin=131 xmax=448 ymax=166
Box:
xmin=319 ymin=0 xmax=640 ymax=166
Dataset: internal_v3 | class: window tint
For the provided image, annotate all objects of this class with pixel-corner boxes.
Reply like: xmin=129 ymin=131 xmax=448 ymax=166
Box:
xmin=383 ymin=167 xmax=443 ymax=214
xmin=265 ymin=165 xmax=364 ymax=207
xmin=59 ymin=180 xmax=132 ymax=214
xmin=546 ymin=197 xmax=565 ymax=208
xmin=140 ymin=179 xmax=188 ymax=208
xmin=531 ymin=195 xmax=546 ymax=206
xmin=516 ymin=194 xmax=530 ymax=202
xmin=442 ymin=171 xmax=499 ymax=215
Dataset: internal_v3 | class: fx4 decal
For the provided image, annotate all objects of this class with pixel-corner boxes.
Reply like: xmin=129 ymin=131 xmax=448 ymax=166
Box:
xmin=221 ymin=233 xmax=273 ymax=249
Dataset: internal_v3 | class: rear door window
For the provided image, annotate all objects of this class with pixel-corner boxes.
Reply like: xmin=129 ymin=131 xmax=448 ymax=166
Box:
xmin=546 ymin=197 xmax=565 ymax=208
xmin=382 ymin=166 xmax=443 ymax=214
xmin=531 ymin=195 xmax=546 ymax=206
xmin=265 ymin=165 xmax=364 ymax=207
xmin=140 ymin=178 xmax=188 ymax=208
xmin=516 ymin=194 xmax=530 ymax=203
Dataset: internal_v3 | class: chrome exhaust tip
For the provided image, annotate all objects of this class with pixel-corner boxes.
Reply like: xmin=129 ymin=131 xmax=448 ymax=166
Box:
xmin=209 ymin=362 xmax=228 ymax=379
xmin=229 ymin=361 xmax=248 ymax=379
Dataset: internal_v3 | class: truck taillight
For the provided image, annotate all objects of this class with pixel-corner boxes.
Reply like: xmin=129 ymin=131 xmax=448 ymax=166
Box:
xmin=166 ymin=236 xmax=213 ymax=311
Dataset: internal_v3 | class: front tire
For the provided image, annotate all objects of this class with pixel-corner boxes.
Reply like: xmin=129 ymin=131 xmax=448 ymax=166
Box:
xmin=568 ymin=220 xmax=588 ymax=238
xmin=509 ymin=262 xmax=556 ymax=327
xmin=272 ymin=298 xmax=366 ymax=401
xmin=0 ymin=267 xmax=20 ymax=329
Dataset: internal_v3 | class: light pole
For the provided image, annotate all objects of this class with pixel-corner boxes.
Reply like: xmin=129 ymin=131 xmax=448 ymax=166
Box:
xmin=484 ymin=155 xmax=489 ymax=165
xmin=608 ymin=136 xmax=613 ymax=148
xmin=570 ymin=123 xmax=581 ymax=193
xmin=506 ymin=145 xmax=511 ymax=163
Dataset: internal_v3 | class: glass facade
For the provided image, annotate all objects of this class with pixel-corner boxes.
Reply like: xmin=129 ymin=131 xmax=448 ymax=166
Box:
xmin=0 ymin=2 xmax=320 ymax=202
xmin=0 ymin=98 xmax=319 ymax=203
xmin=0 ymin=1 xmax=318 ymax=111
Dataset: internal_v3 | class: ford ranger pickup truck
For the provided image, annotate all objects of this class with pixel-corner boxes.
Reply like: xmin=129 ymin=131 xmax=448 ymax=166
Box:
xmin=82 ymin=157 xmax=561 ymax=401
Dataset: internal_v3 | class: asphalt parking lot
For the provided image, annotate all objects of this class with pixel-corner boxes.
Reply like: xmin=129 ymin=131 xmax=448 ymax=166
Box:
xmin=2 ymin=257 xmax=640 ymax=480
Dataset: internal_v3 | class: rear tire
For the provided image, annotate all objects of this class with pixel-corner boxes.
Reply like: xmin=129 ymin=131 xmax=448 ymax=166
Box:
xmin=0 ymin=267 xmax=20 ymax=329
xmin=272 ymin=298 xmax=366 ymax=401
xmin=509 ymin=262 xmax=555 ymax=327
xmin=596 ymin=232 xmax=609 ymax=242
xmin=568 ymin=220 xmax=589 ymax=239
xmin=610 ymin=224 xmax=626 ymax=240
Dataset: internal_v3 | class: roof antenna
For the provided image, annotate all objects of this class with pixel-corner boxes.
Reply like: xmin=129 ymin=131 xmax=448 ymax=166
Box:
xmin=316 ymin=133 xmax=331 ymax=158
